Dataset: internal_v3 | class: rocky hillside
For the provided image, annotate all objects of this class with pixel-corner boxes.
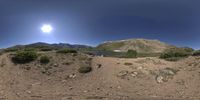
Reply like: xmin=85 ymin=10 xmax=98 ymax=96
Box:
xmin=97 ymin=39 xmax=174 ymax=53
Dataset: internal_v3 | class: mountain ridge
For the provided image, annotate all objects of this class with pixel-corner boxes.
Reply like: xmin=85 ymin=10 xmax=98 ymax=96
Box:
xmin=97 ymin=38 xmax=175 ymax=53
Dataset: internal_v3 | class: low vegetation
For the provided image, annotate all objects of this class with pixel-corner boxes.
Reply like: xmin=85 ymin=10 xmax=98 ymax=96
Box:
xmin=4 ymin=48 xmax=19 ymax=52
xmin=56 ymin=48 xmax=77 ymax=54
xmin=193 ymin=50 xmax=200 ymax=56
xmin=12 ymin=50 xmax=38 ymax=64
xmin=124 ymin=62 xmax=133 ymax=66
xmin=40 ymin=55 xmax=50 ymax=64
xmin=124 ymin=50 xmax=137 ymax=58
xmin=78 ymin=65 xmax=92 ymax=73
xmin=160 ymin=47 xmax=192 ymax=61
xmin=97 ymin=42 xmax=125 ymax=51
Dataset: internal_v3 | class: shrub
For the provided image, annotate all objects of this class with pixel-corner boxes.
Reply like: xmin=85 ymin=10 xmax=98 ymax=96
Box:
xmin=125 ymin=50 xmax=137 ymax=58
xmin=5 ymin=48 xmax=19 ymax=52
xmin=24 ymin=48 xmax=36 ymax=51
xmin=12 ymin=51 xmax=38 ymax=64
xmin=160 ymin=48 xmax=191 ymax=61
xmin=56 ymin=49 xmax=77 ymax=54
xmin=193 ymin=50 xmax=200 ymax=56
xmin=124 ymin=62 xmax=133 ymax=65
xmin=40 ymin=55 xmax=50 ymax=64
xmin=78 ymin=65 xmax=92 ymax=73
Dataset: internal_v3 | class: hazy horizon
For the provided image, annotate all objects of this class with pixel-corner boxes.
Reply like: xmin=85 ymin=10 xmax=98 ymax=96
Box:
xmin=1 ymin=0 xmax=200 ymax=49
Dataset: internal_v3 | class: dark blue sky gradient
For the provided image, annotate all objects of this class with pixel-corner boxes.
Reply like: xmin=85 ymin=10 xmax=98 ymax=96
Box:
xmin=0 ymin=0 xmax=200 ymax=49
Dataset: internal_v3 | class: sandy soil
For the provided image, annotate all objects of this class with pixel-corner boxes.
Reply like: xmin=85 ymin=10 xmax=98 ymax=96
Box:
xmin=0 ymin=52 xmax=200 ymax=100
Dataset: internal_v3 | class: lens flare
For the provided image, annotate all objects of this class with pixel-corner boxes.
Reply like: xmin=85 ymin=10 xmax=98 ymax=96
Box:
xmin=41 ymin=24 xmax=53 ymax=33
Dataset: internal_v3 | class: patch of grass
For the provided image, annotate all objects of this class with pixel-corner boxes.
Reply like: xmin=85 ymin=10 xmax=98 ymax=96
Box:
xmin=40 ymin=55 xmax=50 ymax=64
xmin=12 ymin=50 xmax=38 ymax=64
xmin=124 ymin=62 xmax=133 ymax=66
xmin=78 ymin=65 xmax=92 ymax=73
xmin=56 ymin=49 xmax=77 ymax=54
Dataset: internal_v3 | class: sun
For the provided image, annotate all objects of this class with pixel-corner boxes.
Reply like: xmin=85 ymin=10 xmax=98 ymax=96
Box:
xmin=41 ymin=24 xmax=53 ymax=33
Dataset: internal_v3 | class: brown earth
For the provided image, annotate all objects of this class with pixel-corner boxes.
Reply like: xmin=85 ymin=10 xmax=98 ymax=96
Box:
xmin=0 ymin=52 xmax=200 ymax=100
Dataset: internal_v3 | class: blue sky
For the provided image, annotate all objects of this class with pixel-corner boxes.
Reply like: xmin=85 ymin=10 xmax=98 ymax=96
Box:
xmin=0 ymin=0 xmax=200 ymax=49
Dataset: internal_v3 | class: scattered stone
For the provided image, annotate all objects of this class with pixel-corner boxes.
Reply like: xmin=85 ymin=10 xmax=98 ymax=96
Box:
xmin=117 ymin=86 xmax=121 ymax=89
xmin=69 ymin=87 xmax=73 ymax=90
xmin=53 ymin=64 xmax=58 ymax=67
xmin=160 ymin=68 xmax=176 ymax=75
xmin=31 ymin=82 xmax=41 ymax=86
xmin=83 ymin=90 xmax=88 ymax=93
xmin=26 ymin=90 xmax=32 ymax=94
xmin=96 ymin=64 xmax=102 ymax=68
xmin=69 ymin=73 xmax=76 ymax=79
xmin=117 ymin=70 xmax=128 ymax=77
xmin=130 ymin=71 xmax=138 ymax=77
xmin=137 ymin=66 xmax=143 ymax=70
xmin=156 ymin=75 xmax=164 ymax=83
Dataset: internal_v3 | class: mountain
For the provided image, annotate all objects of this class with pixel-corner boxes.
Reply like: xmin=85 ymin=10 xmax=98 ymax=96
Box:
xmin=7 ymin=42 xmax=93 ymax=50
xmin=97 ymin=39 xmax=175 ymax=53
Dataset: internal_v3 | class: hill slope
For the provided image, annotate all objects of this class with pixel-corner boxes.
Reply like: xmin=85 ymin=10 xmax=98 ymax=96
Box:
xmin=97 ymin=39 xmax=174 ymax=53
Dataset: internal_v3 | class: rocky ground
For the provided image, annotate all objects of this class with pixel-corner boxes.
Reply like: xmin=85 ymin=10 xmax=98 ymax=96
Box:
xmin=0 ymin=52 xmax=200 ymax=100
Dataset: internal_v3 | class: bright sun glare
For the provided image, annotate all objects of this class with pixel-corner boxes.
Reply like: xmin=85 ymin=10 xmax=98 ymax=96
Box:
xmin=41 ymin=24 xmax=53 ymax=33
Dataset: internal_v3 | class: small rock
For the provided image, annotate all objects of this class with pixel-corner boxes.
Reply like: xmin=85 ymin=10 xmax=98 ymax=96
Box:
xmin=69 ymin=74 xmax=76 ymax=78
xmin=69 ymin=87 xmax=73 ymax=90
xmin=31 ymin=82 xmax=41 ymax=86
xmin=117 ymin=86 xmax=121 ymax=89
xmin=131 ymin=71 xmax=138 ymax=77
xmin=117 ymin=70 xmax=128 ymax=77
xmin=137 ymin=66 xmax=143 ymax=70
xmin=97 ymin=64 xmax=102 ymax=68
xmin=83 ymin=90 xmax=88 ymax=93
xmin=53 ymin=64 xmax=58 ymax=67
xmin=156 ymin=75 xmax=164 ymax=83
xmin=26 ymin=90 xmax=32 ymax=94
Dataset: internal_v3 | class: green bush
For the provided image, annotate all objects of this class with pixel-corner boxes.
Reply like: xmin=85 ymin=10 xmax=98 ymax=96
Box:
xmin=160 ymin=48 xmax=191 ymax=61
xmin=56 ymin=49 xmax=77 ymax=54
xmin=40 ymin=48 xmax=53 ymax=51
xmin=40 ymin=55 xmax=50 ymax=64
xmin=12 ymin=51 xmax=38 ymax=64
xmin=193 ymin=50 xmax=200 ymax=56
xmin=24 ymin=48 xmax=36 ymax=51
xmin=78 ymin=65 xmax=92 ymax=73
xmin=125 ymin=50 xmax=137 ymax=58
xmin=124 ymin=62 xmax=133 ymax=65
